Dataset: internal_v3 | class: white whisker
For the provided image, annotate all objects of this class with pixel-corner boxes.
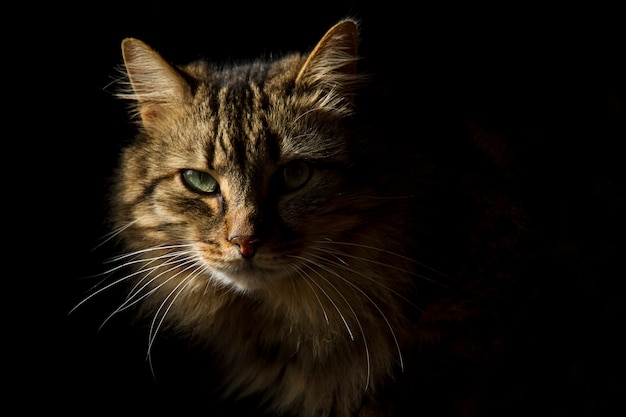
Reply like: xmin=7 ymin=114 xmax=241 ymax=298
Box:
xmin=89 ymin=219 xmax=139 ymax=253
xmin=71 ymin=248 xmax=190 ymax=304
xmin=145 ymin=263 xmax=206 ymax=379
xmin=317 ymin=239 xmax=450 ymax=279
xmin=78 ymin=245 xmax=188 ymax=283
xmin=68 ymin=274 xmax=135 ymax=315
xmin=147 ymin=261 xmax=204 ymax=353
xmin=297 ymin=262 xmax=354 ymax=342
xmin=71 ymin=244 xmax=197 ymax=326
xmin=123 ymin=251 xmax=196 ymax=301
xmin=307 ymin=250 xmax=422 ymax=312
xmin=307 ymin=253 xmax=405 ymax=372
xmin=105 ymin=243 xmax=194 ymax=263
xmin=293 ymin=256 xmax=371 ymax=391
xmin=78 ymin=245 xmax=194 ymax=285
xmin=314 ymin=240 xmax=450 ymax=286
xmin=146 ymin=275 xmax=195 ymax=379
xmin=288 ymin=264 xmax=329 ymax=323
xmin=99 ymin=255 xmax=199 ymax=330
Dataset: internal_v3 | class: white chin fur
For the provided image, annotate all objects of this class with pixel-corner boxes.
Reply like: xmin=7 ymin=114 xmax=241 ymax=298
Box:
xmin=210 ymin=270 xmax=252 ymax=292
xmin=211 ymin=269 xmax=284 ymax=292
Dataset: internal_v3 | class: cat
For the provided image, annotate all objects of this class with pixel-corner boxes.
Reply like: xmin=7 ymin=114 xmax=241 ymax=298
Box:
xmin=79 ymin=18 xmax=530 ymax=417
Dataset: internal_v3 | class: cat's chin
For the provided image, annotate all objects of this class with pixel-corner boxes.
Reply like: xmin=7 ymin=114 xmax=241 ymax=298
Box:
xmin=210 ymin=267 xmax=286 ymax=292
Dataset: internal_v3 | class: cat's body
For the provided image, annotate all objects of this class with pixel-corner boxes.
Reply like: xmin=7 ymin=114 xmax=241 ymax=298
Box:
xmin=93 ymin=19 xmax=528 ymax=416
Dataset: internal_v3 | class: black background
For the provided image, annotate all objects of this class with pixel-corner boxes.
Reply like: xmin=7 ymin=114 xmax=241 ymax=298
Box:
xmin=10 ymin=2 xmax=625 ymax=415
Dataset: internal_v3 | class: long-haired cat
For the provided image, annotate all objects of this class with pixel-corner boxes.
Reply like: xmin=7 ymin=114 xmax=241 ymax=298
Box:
xmin=81 ymin=19 xmax=528 ymax=417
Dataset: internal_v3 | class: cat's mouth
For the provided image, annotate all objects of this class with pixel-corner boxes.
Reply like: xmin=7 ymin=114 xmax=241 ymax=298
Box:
xmin=209 ymin=258 xmax=289 ymax=291
xmin=192 ymin=240 xmax=296 ymax=291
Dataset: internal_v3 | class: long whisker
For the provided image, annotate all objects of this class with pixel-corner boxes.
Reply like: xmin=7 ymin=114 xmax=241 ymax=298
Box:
xmin=307 ymin=253 xmax=405 ymax=372
xmin=307 ymin=250 xmax=422 ymax=312
xmin=76 ymin=245 xmax=188 ymax=284
xmin=314 ymin=241 xmax=450 ymax=287
xmin=297 ymin=262 xmax=354 ymax=342
xmin=89 ymin=219 xmax=139 ymax=253
xmin=315 ymin=239 xmax=451 ymax=281
xmin=304 ymin=246 xmax=421 ymax=371
xmin=105 ymin=243 xmax=195 ymax=263
xmin=122 ymin=251 xmax=196 ymax=303
xmin=69 ymin=247 xmax=195 ymax=315
xmin=145 ymin=263 xmax=207 ymax=380
xmin=68 ymin=273 xmax=135 ymax=315
xmin=98 ymin=255 xmax=199 ymax=329
xmin=147 ymin=261 xmax=205 ymax=353
xmin=79 ymin=245 xmax=194 ymax=285
xmin=350 ymin=284 xmax=404 ymax=372
xmin=293 ymin=256 xmax=371 ymax=391
xmin=288 ymin=264 xmax=329 ymax=323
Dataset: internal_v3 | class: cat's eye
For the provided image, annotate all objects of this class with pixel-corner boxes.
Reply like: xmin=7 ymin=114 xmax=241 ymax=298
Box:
xmin=181 ymin=169 xmax=219 ymax=194
xmin=280 ymin=160 xmax=312 ymax=192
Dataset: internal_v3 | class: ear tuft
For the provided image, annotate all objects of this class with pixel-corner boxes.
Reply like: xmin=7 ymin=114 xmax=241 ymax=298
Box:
xmin=118 ymin=38 xmax=191 ymax=125
xmin=296 ymin=19 xmax=361 ymax=89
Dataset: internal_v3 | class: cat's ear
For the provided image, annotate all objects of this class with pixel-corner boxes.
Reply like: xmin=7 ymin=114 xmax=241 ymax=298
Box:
xmin=119 ymin=38 xmax=191 ymax=125
xmin=296 ymin=19 xmax=360 ymax=94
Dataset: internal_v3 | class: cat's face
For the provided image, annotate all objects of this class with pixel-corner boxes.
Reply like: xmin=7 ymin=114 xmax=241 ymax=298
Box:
xmin=112 ymin=21 xmax=379 ymax=293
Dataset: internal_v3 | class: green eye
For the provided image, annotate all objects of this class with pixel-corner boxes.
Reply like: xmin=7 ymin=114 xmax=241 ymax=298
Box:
xmin=280 ymin=160 xmax=311 ymax=192
xmin=182 ymin=169 xmax=219 ymax=194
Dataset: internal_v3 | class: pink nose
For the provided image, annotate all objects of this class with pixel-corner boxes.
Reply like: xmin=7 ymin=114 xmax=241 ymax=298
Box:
xmin=229 ymin=235 xmax=260 ymax=258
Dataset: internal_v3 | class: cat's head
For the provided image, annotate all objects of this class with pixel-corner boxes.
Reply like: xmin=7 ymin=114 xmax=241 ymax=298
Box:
xmin=111 ymin=20 xmax=398 ymax=294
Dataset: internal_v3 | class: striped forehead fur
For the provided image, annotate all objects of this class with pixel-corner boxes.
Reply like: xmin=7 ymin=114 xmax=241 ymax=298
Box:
xmin=117 ymin=58 xmax=362 ymax=166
